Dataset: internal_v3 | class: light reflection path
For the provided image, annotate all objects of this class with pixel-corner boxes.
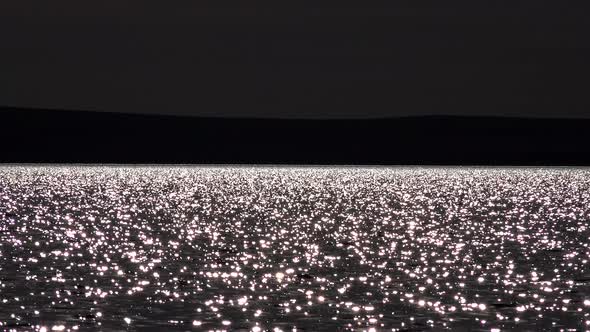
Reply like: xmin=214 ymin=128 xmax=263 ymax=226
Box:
xmin=0 ymin=166 xmax=589 ymax=331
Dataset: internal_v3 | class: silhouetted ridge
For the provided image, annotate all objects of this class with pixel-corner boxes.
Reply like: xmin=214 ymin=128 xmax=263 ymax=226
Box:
xmin=1 ymin=107 xmax=589 ymax=165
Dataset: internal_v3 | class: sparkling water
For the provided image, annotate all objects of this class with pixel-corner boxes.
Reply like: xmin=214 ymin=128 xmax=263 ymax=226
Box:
xmin=1 ymin=166 xmax=589 ymax=331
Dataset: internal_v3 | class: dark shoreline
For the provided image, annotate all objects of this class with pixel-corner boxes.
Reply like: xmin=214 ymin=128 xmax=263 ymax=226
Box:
xmin=2 ymin=107 xmax=589 ymax=165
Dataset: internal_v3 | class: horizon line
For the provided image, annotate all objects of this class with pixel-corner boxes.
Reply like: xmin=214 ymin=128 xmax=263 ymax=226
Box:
xmin=2 ymin=105 xmax=589 ymax=121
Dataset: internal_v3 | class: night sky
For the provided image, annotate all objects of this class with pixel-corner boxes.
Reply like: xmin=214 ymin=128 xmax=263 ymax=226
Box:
xmin=1 ymin=1 xmax=589 ymax=119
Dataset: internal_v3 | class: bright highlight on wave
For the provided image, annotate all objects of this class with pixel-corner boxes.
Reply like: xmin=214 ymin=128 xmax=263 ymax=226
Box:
xmin=0 ymin=166 xmax=589 ymax=331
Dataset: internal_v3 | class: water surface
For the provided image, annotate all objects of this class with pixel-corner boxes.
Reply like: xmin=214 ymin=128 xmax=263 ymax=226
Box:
xmin=1 ymin=166 xmax=589 ymax=331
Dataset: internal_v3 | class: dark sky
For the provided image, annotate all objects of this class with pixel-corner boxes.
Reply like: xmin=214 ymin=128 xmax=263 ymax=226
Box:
xmin=1 ymin=1 xmax=589 ymax=119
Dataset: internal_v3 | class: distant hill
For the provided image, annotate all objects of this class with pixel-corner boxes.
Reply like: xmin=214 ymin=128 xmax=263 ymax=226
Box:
xmin=1 ymin=107 xmax=589 ymax=165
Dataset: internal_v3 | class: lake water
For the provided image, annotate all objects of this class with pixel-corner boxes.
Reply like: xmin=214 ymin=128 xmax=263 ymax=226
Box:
xmin=1 ymin=166 xmax=590 ymax=331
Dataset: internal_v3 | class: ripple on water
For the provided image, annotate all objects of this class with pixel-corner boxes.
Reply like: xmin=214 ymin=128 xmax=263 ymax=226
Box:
xmin=0 ymin=166 xmax=589 ymax=331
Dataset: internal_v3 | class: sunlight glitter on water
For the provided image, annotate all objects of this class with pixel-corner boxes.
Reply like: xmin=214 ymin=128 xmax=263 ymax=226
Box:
xmin=0 ymin=166 xmax=590 ymax=331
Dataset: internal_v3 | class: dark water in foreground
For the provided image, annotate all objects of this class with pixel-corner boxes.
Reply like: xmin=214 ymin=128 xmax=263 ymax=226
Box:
xmin=1 ymin=166 xmax=590 ymax=332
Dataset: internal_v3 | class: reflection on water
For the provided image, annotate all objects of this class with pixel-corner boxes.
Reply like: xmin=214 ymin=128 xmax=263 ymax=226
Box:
xmin=0 ymin=166 xmax=590 ymax=331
